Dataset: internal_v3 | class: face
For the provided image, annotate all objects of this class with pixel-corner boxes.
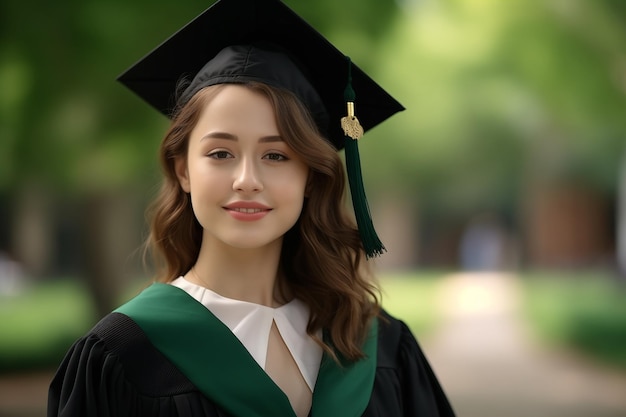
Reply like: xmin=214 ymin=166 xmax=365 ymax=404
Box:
xmin=176 ymin=85 xmax=309 ymax=252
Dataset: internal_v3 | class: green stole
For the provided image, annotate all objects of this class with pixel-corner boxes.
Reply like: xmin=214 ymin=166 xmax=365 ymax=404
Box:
xmin=114 ymin=283 xmax=377 ymax=417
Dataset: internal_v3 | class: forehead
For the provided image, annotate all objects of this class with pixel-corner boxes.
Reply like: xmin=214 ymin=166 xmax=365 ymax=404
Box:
xmin=192 ymin=85 xmax=279 ymax=136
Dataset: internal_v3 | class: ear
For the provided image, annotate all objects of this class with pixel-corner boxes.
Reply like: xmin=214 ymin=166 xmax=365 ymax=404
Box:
xmin=174 ymin=157 xmax=191 ymax=193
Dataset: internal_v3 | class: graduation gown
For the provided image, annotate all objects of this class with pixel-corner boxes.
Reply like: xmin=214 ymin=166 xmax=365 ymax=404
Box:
xmin=48 ymin=284 xmax=455 ymax=417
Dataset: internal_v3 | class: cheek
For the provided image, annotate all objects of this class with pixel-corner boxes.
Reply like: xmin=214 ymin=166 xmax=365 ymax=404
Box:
xmin=187 ymin=160 xmax=226 ymax=188
xmin=281 ymin=167 xmax=309 ymax=198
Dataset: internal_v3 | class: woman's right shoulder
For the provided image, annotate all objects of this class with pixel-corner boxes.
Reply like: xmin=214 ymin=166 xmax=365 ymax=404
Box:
xmin=89 ymin=312 xmax=149 ymax=350
xmin=48 ymin=314 xmax=213 ymax=416
xmin=56 ymin=312 xmax=158 ymax=376
xmin=51 ymin=312 xmax=197 ymax=398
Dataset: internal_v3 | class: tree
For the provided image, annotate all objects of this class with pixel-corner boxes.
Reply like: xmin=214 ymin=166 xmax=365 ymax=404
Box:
xmin=0 ymin=0 xmax=403 ymax=315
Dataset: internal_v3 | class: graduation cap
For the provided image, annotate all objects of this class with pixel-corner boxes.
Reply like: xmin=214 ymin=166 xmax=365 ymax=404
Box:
xmin=117 ymin=0 xmax=404 ymax=257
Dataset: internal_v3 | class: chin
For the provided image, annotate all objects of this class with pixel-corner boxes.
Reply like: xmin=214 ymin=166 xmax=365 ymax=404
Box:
xmin=221 ymin=235 xmax=285 ymax=252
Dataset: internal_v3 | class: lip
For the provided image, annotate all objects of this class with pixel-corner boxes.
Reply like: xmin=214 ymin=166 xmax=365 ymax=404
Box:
xmin=223 ymin=201 xmax=272 ymax=221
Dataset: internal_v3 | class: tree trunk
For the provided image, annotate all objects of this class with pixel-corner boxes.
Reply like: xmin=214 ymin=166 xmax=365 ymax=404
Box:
xmin=80 ymin=192 xmax=143 ymax=318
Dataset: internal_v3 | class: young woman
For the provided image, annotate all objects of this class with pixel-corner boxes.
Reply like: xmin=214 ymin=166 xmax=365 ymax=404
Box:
xmin=48 ymin=1 xmax=455 ymax=416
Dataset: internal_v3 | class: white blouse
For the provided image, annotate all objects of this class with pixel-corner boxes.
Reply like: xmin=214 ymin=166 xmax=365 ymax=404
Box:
xmin=170 ymin=277 xmax=322 ymax=391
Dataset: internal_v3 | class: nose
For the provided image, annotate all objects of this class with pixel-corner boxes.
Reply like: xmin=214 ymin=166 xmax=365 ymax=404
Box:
xmin=232 ymin=156 xmax=263 ymax=193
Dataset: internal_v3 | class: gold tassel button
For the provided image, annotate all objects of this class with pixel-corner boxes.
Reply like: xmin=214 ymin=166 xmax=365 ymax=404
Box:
xmin=341 ymin=101 xmax=364 ymax=140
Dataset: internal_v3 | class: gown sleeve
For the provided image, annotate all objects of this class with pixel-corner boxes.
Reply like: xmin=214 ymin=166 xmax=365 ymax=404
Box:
xmin=47 ymin=333 xmax=129 ymax=417
xmin=47 ymin=313 xmax=229 ymax=417
xmin=365 ymin=311 xmax=455 ymax=417
xmin=396 ymin=319 xmax=455 ymax=416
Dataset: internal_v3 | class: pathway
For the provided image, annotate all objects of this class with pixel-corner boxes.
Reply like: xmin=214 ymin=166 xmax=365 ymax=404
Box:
xmin=0 ymin=370 xmax=51 ymax=417
xmin=424 ymin=272 xmax=626 ymax=417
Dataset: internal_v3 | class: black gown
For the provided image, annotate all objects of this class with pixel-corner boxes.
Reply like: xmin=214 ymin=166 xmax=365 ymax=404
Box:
xmin=48 ymin=284 xmax=455 ymax=417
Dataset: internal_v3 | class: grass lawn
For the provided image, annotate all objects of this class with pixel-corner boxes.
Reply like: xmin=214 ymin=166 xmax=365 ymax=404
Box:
xmin=521 ymin=271 xmax=626 ymax=370
xmin=378 ymin=270 xmax=449 ymax=338
xmin=0 ymin=280 xmax=96 ymax=372
xmin=0 ymin=272 xmax=447 ymax=373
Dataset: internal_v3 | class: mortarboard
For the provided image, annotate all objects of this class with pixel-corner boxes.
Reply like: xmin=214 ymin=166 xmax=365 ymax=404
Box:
xmin=117 ymin=0 xmax=404 ymax=257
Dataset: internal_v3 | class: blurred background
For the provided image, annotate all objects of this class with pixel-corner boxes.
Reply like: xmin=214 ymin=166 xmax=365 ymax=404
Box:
xmin=1 ymin=0 xmax=626 ymax=416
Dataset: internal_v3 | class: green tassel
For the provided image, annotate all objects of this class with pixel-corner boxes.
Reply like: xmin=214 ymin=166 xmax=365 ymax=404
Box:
xmin=342 ymin=57 xmax=385 ymax=258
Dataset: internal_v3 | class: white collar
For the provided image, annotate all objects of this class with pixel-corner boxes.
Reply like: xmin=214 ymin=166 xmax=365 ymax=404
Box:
xmin=170 ymin=277 xmax=322 ymax=390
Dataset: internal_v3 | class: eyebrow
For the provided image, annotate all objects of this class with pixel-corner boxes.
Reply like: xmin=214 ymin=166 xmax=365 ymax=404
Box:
xmin=200 ymin=132 xmax=284 ymax=143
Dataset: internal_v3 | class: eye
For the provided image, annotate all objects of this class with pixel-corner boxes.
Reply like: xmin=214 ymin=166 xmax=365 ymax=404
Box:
xmin=263 ymin=152 xmax=288 ymax=161
xmin=207 ymin=150 xmax=233 ymax=159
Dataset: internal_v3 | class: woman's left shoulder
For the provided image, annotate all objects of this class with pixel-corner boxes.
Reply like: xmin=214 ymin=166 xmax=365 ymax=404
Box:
xmin=369 ymin=309 xmax=457 ymax=416
xmin=375 ymin=310 xmax=418 ymax=362
xmin=374 ymin=309 xmax=441 ymax=373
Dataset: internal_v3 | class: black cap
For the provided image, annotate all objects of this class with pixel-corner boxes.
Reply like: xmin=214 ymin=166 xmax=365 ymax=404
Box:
xmin=117 ymin=0 xmax=404 ymax=150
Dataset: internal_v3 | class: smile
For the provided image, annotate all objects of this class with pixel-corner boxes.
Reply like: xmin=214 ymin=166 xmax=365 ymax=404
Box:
xmin=223 ymin=202 xmax=272 ymax=221
xmin=224 ymin=203 xmax=272 ymax=221
xmin=230 ymin=208 xmax=267 ymax=214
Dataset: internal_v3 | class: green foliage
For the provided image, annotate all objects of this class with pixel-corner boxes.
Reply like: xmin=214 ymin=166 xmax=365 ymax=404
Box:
xmin=0 ymin=0 xmax=401 ymax=194
xmin=0 ymin=0 xmax=200 ymax=192
xmin=2 ymin=0 xmax=624 ymax=205
xmin=360 ymin=0 xmax=626 ymax=210
xmin=522 ymin=272 xmax=626 ymax=369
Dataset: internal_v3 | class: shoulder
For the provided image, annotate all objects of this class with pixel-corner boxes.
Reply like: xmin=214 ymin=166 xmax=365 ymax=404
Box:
xmin=375 ymin=309 xmax=441 ymax=374
xmin=66 ymin=312 xmax=197 ymax=396
xmin=375 ymin=309 xmax=417 ymax=367
xmin=377 ymin=309 xmax=413 ymax=336
xmin=372 ymin=310 xmax=457 ymax=416
xmin=48 ymin=313 xmax=221 ymax=416
xmin=90 ymin=311 xmax=149 ymax=350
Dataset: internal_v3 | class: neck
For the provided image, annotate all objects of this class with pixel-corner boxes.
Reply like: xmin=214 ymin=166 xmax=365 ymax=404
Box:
xmin=189 ymin=237 xmax=286 ymax=307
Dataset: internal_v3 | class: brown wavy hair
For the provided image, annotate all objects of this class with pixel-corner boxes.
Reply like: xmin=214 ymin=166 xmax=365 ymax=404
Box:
xmin=146 ymin=82 xmax=380 ymax=361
